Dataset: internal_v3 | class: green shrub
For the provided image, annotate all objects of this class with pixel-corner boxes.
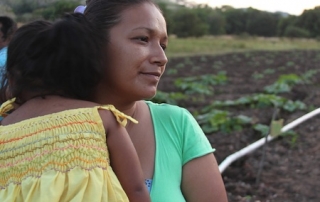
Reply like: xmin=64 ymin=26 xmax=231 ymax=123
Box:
xmin=283 ymin=26 xmax=310 ymax=38
xmin=40 ymin=0 xmax=80 ymax=20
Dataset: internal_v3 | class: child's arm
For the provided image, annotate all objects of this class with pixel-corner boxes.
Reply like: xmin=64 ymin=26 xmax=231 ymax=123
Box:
xmin=99 ymin=110 xmax=151 ymax=202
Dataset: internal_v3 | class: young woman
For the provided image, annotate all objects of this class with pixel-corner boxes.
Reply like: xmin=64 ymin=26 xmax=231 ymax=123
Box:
xmin=0 ymin=13 xmax=150 ymax=202
xmin=83 ymin=0 xmax=229 ymax=201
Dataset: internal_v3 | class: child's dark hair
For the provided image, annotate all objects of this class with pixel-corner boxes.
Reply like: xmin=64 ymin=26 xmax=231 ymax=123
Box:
xmin=0 ymin=16 xmax=17 ymax=41
xmin=4 ymin=13 xmax=103 ymax=104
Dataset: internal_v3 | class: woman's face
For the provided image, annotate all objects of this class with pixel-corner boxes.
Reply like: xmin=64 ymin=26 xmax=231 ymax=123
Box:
xmin=99 ymin=3 xmax=168 ymax=102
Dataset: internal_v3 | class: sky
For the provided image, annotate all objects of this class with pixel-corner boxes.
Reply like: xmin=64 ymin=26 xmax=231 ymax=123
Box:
xmin=191 ymin=0 xmax=320 ymax=15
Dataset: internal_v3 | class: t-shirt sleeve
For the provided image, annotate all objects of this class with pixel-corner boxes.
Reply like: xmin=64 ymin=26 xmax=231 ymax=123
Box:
xmin=180 ymin=108 xmax=215 ymax=165
xmin=0 ymin=47 xmax=7 ymax=68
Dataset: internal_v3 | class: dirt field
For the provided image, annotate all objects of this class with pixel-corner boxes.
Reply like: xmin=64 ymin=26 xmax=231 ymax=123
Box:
xmin=157 ymin=50 xmax=320 ymax=202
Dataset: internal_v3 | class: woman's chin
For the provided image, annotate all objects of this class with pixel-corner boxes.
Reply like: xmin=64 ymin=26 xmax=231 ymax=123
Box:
xmin=141 ymin=90 xmax=157 ymax=100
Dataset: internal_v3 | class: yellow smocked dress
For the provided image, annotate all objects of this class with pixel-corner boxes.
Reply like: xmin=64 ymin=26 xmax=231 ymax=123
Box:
xmin=0 ymin=98 xmax=137 ymax=202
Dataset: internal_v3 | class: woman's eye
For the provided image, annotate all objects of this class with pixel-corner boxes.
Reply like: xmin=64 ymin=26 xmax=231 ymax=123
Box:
xmin=137 ymin=37 xmax=148 ymax=42
xmin=161 ymin=44 xmax=167 ymax=51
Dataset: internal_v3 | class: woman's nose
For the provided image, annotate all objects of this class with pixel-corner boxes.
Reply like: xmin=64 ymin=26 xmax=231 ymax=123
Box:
xmin=150 ymin=44 xmax=168 ymax=66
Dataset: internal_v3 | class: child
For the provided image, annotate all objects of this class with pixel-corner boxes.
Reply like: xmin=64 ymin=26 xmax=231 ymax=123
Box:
xmin=0 ymin=13 xmax=150 ymax=202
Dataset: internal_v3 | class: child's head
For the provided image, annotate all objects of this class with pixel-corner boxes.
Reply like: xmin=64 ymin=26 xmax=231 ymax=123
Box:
xmin=5 ymin=13 xmax=103 ymax=104
xmin=0 ymin=16 xmax=17 ymax=49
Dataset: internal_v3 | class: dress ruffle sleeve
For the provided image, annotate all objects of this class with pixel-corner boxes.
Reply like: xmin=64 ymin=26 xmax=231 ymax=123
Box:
xmin=98 ymin=105 xmax=138 ymax=127
xmin=0 ymin=98 xmax=16 ymax=117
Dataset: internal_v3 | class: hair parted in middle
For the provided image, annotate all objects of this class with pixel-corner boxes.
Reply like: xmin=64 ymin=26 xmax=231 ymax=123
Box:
xmin=84 ymin=0 xmax=161 ymax=43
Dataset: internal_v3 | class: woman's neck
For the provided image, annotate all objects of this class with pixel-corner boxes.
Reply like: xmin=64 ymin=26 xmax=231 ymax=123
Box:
xmin=114 ymin=100 xmax=141 ymax=118
xmin=92 ymin=92 xmax=141 ymax=117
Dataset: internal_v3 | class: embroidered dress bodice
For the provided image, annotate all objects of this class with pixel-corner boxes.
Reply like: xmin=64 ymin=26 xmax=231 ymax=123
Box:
xmin=0 ymin=98 xmax=137 ymax=202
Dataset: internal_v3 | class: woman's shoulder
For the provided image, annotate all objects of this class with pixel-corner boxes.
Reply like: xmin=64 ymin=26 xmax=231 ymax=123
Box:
xmin=144 ymin=101 xmax=192 ymax=119
xmin=145 ymin=100 xmax=186 ymax=111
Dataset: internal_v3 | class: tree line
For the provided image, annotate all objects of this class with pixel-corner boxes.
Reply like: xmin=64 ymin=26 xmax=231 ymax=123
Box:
xmin=1 ymin=0 xmax=320 ymax=38
xmin=160 ymin=3 xmax=320 ymax=39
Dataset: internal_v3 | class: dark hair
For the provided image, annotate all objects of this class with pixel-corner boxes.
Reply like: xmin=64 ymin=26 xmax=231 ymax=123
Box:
xmin=3 ymin=13 xmax=104 ymax=104
xmin=84 ymin=0 xmax=160 ymax=43
xmin=0 ymin=16 xmax=17 ymax=41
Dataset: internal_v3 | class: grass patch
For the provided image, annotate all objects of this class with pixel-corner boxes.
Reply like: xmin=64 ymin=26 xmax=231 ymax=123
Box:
xmin=166 ymin=35 xmax=320 ymax=58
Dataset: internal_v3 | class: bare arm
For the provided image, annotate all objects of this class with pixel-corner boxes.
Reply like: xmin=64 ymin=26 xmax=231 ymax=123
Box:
xmin=181 ymin=153 xmax=228 ymax=202
xmin=100 ymin=110 xmax=151 ymax=202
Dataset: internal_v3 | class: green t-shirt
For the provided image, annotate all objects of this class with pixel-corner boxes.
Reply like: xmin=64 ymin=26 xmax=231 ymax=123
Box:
xmin=146 ymin=101 xmax=215 ymax=202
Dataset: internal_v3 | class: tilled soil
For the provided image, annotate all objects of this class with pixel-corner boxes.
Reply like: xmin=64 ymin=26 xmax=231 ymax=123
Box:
xmin=157 ymin=50 xmax=320 ymax=202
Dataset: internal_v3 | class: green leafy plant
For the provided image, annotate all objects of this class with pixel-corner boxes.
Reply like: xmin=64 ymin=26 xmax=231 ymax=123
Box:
xmin=212 ymin=60 xmax=224 ymax=69
xmin=184 ymin=57 xmax=193 ymax=65
xmin=286 ymin=61 xmax=295 ymax=67
xmin=252 ymin=72 xmax=264 ymax=80
xmin=264 ymin=73 xmax=302 ymax=94
xmin=254 ymin=124 xmax=298 ymax=147
xmin=263 ymin=68 xmax=275 ymax=74
xmin=150 ymin=91 xmax=186 ymax=105
xmin=167 ymin=68 xmax=178 ymax=75
xmin=175 ymin=71 xmax=227 ymax=86
xmin=174 ymin=80 xmax=213 ymax=95
xmin=253 ymin=124 xmax=269 ymax=136
xmin=191 ymin=66 xmax=201 ymax=71
xmin=174 ymin=71 xmax=227 ymax=96
xmin=200 ymin=56 xmax=207 ymax=62
xmin=203 ymin=94 xmax=307 ymax=112
xmin=282 ymin=130 xmax=299 ymax=147
xmin=301 ymin=69 xmax=318 ymax=83
xmin=196 ymin=110 xmax=252 ymax=133
xmin=174 ymin=63 xmax=185 ymax=69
